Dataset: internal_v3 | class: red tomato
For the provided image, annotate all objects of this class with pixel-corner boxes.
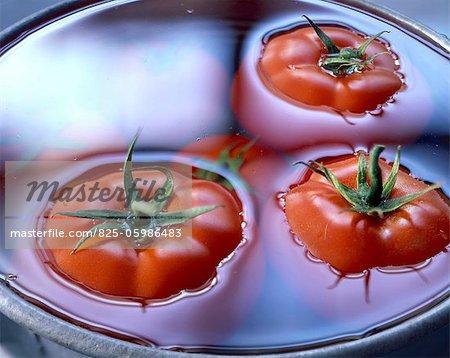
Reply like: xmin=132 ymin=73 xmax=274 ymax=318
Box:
xmin=285 ymin=151 xmax=449 ymax=273
xmin=261 ymin=193 xmax=449 ymax=322
xmin=260 ymin=24 xmax=401 ymax=113
xmin=45 ymin=168 xmax=243 ymax=299
xmin=180 ymin=134 xmax=286 ymax=197
xmin=232 ymin=20 xmax=432 ymax=151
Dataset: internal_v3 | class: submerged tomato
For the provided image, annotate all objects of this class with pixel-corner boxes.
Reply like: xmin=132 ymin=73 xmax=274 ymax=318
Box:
xmin=260 ymin=17 xmax=402 ymax=113
xmin=285 ymin=146 xmax=449 ymax=273
xmin=46 ymin=170 xmax=242 ymax=299
xmin=232 ymin=17 xmax=432 ymax=151
xmin=181 ymin=134 xmax=285 ymax=196
xmin=44 ymin=134 xmax=243 ymax=300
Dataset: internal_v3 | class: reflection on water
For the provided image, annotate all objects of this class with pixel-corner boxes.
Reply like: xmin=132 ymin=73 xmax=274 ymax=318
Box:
xmin=0 ymin=0 xmax=448 ymax=353
xmin=1 ymin=12 xmax=235 ymax=160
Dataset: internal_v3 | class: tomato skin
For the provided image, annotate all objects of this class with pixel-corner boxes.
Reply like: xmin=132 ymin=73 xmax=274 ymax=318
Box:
xmin=190 ymin=180 xmax=243 ymax=259
xmin=45 ymin=169 xmax=243 ymax=299
xmin=261 ymin=26 xmax=402 ymax=113
xmin=133 ymin=239 xmax=216 ymax=299
xmin=285 ymin=155 xmax=449 ymax=273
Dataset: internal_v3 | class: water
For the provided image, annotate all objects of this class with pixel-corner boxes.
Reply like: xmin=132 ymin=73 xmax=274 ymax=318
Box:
xmin=0 ymin=0 xmax=448 ymax=353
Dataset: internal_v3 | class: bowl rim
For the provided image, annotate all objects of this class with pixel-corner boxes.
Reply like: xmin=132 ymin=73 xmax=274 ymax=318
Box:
xmin=0 ymin=0 xmax=449 ymax=54
xmin=1 ymin=282 xmax=449 ymax=357
xmin=0 ymin=0 xmax=449 ymax=356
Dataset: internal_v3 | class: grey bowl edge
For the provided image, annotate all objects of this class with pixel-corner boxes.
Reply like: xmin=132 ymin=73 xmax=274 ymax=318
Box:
xmin=0 ymin=0 xmax=449 ymax=356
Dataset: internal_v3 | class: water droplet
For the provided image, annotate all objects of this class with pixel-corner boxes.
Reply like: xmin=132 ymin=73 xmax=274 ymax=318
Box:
xmin=287 ymin=64 xmax=296 ymax=70
xmin=329 ymin=267 xmax=365 ymax=279
xmin=305 ymin=250 xmax=323 ymax=263
xmin=241 ymin=221 xmax=247 ymax=229
xmin=368 ymin=107 xmax=383 ymax=116
xmin=196 ymin=137 xmax=201 ymax=142
xmin=376 ymin=258 xmax=432 ymax=274
xmin=6 ymin=274 xmax=17 ymax=281
xmin=73 ymin=157 xmax=78 ymax=161
xmin=386 ymin=97 xmax=396 ymax=104
xmin=276 ymin=191 xmax=287 ymax=209
xmin=292 ymin=232 xmax=304 ymax=247
xmin=397 ymin=72 xmax=406 ymax=80
xmin=185 ymin=8 xmax=194 ymax=14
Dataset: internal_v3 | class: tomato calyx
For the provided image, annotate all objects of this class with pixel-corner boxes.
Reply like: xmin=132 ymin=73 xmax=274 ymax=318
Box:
xmin=193 ymin=138 xmax=257 ymax=190
xmin=302 ymin=15 xmax=390 ymax=77
xmin=57 ymin=131 xmax=219 ymax=254
xmin=296 ymin=145 xmax=440 ymax=218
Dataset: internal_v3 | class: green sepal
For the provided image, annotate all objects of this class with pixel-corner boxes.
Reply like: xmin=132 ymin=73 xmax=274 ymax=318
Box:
xmin=153 ymin=205 xmax=220 ymax=227
xmin=193 ymin=168 xmax=222 ymax=184
xmin=356 ymin=153 xmax=369 ymax=194
xmin=71 ymin=221 xmax=125 ymax=254
xmin=56 ymin=209 xmax=131 ymax=220
xmin=377 ymin=184 xmax=441 ymax=214
xmin=303 ymin=15 xmax=340 ymax=54
xmin=295 ymin=145 xmax=440 ymax=218
xmin=357 ymin=31 xmax=389 ymax=57
xmin=297 ymin=161 xmax=361 ymax=205
xmin=381 ymin=146 xmax=401 ymax=200
xmin=59 ymin=129 xmax=221 ymax=254
xmin=303 ymin=15 xmax=390 ymax=76
xmin=124 ymin=129 xmax=142 ymax=210
xmin=193 ymin=138 xmax=257 ymax=192
xmin=131 ymin=166 xmax=174 ymax=214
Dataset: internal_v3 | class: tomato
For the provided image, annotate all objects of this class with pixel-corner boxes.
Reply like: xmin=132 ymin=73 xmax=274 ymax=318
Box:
xmin=182 ymin=135 xmax=269 ymax=168
xmin=44 ymin=135 xmax=244 ymax=300
xmin=285 ymin=145 xmax=449 ymax=273
xmin=261 ymin=194 xmax=449 ymax=322
xmin=232 ymin=18 xmax=432 ymax=151
xmin=260 ymin=17 xmax=402 ymax=113
xmin=180 ymin=134 xmax=285 ymax=197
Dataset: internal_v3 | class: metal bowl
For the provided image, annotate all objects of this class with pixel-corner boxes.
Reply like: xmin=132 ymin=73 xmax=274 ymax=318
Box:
xmin=0 ymin=282 xmax=448 ymax=357
xmin=1 ymin=0 xmax=449 ymax=356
